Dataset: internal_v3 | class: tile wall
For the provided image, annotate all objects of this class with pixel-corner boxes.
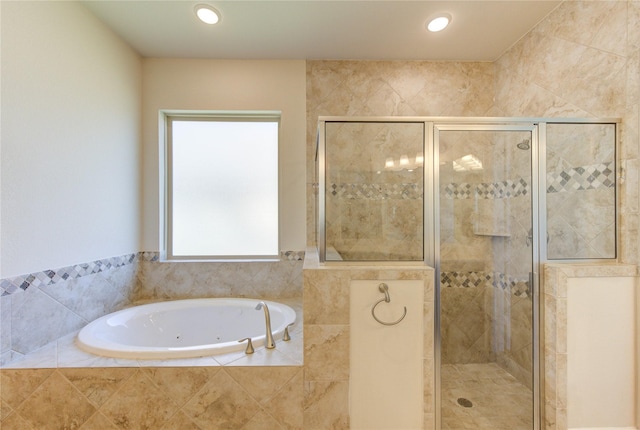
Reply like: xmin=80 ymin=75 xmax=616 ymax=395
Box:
xmin=302 ymin=251 xmax=435 ymax=429
xmin=494 ymin=0 xmax=639 ymax=266
xmin=306 ymin=60 xmax=496 ymax=246
xmin=324 ymin=121 xmax=424 ymax=261
xmin=1 ymin=366 xmax=304 ymax=429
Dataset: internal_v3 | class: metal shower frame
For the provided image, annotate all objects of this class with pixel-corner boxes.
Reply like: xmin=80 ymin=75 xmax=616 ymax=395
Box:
xmin=315 ymin=116 xmax=620 ymax=430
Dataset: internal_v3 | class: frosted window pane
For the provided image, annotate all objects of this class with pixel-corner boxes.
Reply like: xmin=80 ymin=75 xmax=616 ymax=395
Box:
xmin=171 ymin=120 xmax=278 ymax=257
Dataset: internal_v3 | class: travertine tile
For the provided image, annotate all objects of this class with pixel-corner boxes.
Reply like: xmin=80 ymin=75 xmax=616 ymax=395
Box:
xmin=303 ymin=380 xmax=349 ymax=429
xmin=225 ymin=366 xmax=299 ymax=405
xmin=441 ymin=364 xmax=532 ymax=430
xmin=1 ymin=410 xmax=35 ymax=430
xmin=141 ymin=367 xmax=220 ymax=407
xmin=303 ymin=325 xmax=349 ymax=381
xmin=100 ymin=370 xmax=179 ymax=429
xmin=303 ymin=270 xmax=349 ymax=325
xmin=182 ymin=369 xmax=259 ymax=429
xmin=242 ymin=409 xmax=286 ymax=430
xmin=60 ymin=367 xmax=136 ymax=407
xmin=16 ymin=371 xmax=96 ymax=430
xmin=264 ymin=369 xmax=304 ymax=429
xmin=158 ymin=411 xmax=202 ymax=430
xmin=79 ymin=412 xmax=119 ymax=430
xmin=0 ymin=368 xmax=55 ymax=408
xmin=0 ymin=398 xmax=12 ymax=421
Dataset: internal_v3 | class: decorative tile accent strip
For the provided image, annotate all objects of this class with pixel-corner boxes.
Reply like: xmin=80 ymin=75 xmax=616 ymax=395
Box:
xmin=1 ymin=253 xmax=137 ymax=296
xmin=440 ymin=271 xmax=491 ymax=288
xmin=443 ymin=163 xmax=613 ymax=200
xmin=0 ymin=250 xmax=305 ymax=296
xmin=476 ymin=178 xmax=529 ymax=199
xmin=282 ymin=250 xmax=305 ymax=261
xmin=329 ymin=164 xmax=611 ymax=202
xmin=329 ymin=183 xmax=422 ymax=200
xmin=546 ymin=162 xmax=614 ymax=193
xmin=139 ymin=251 xmax=160 ymax=262
xmin=444 ymin=179 xmax=530 ymax=200
xmin=443 ymin=182 xmax=474 ymax=199
xmin=441 ymin=271 xmax=531 ymax=297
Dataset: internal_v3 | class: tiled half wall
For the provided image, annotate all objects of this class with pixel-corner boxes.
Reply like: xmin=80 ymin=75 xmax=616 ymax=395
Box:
xmin=543 ymin=263 xmax=637 ymax=430
xmin=302 ymin=251 xmax=435 ymax=429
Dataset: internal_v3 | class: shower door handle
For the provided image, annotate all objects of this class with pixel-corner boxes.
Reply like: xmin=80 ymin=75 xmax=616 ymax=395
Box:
xmin=526 ymin=228 xmax=549 ymax=246
xmin=529 ymin=272 xmax=538 ymax=298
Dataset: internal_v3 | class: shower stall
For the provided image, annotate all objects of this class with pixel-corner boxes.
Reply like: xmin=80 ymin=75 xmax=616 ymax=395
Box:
xmin=315 ymin=117 xmax=617 ymax=430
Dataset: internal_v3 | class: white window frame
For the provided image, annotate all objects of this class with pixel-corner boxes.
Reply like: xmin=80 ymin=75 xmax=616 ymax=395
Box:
xmin=160 ymin=110 xmax=281 ymax=261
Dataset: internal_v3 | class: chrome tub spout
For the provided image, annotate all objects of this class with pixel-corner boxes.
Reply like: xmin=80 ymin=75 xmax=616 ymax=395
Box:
xmin=255 ymin=301 xmax=276 ymax=349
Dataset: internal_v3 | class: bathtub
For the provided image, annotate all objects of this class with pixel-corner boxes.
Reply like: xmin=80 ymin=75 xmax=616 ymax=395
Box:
xmin=76 ymin=298 xmax=296 ymax=359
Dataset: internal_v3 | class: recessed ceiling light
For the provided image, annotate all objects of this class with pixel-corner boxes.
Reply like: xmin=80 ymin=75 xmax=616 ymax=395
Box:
xmin=426 ymin=13 xmax=451 ymax=32
xmin=195 ymin=4 xmax=220 ymax=25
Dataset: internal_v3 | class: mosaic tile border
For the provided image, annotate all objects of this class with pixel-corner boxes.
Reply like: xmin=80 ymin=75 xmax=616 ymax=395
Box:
xmin=444 ymin=179 xmax=529 ymax=200
xmin=329 ymin=182 xmax=422 ymax=200
xmin=546 ymin=162 xmax=614 ymax=193
xmin=0 ymin=253 xmax=138 ymax=296
xmin=0 ymin=250 xmax=305 ymax=296
xmin=443 ymin=163 xmax=614 ymax=200
xmin=326 ymin=162 xmax=613 ymax=202
xmin=441 ymin=270 xmax=531 ymax=297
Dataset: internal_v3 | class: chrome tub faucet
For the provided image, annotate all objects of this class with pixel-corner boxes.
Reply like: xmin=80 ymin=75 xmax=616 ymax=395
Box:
xmin=255 ymin=302 xmax=275 ymax=349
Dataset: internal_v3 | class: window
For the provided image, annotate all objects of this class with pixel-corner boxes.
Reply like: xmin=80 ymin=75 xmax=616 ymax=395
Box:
xmin=163 ymin=112 xmax=280 ymax=260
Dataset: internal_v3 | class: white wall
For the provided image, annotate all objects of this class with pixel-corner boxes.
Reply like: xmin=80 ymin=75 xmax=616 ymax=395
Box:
xmin=0 ymin=1 xmax=142 ymax=277
xmin=567 ymin=276 xmax=637 ymax=430
xmin=141 ymin=59 xmax=306 ymax=252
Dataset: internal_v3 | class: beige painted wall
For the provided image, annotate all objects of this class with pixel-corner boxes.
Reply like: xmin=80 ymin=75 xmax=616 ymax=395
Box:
xmin=0 ymin=1 xmax=142 ymax=278
xmin=140 ymin=59 xmax=307 ymax=253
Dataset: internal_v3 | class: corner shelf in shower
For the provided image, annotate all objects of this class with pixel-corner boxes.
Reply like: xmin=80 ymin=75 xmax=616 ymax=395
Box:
xmin=472 ymin=228 xmax=510 ymax=237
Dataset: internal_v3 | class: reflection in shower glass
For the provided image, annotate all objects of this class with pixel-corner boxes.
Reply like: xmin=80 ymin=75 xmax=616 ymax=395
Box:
xmin=324 ymin=122 xmax=424 ymax=261
xmin=546 ymin=123 xmax=616 ymax=259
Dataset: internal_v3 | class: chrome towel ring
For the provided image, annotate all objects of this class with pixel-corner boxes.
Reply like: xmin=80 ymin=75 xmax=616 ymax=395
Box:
xmin=371 ymin=283 xmax=407 ymax=326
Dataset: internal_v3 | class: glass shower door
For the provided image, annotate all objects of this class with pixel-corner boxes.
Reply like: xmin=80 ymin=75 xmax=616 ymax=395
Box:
xmin=436 ymin=126 xmax=537 ymax=430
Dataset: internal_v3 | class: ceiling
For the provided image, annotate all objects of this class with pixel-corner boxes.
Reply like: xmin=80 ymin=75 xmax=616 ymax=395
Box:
xmin=81 ymin=0 xmax=562 ymax=62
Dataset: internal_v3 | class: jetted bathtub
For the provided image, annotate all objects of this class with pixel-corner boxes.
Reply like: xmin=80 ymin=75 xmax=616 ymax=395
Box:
xmin=76 ymin=298 xmax=296 ymax=359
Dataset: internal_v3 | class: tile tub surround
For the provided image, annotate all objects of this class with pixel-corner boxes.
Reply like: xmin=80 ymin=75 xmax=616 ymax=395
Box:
xmin=1 ymin=298 xmax=304 ymax=370
xmin=303 ymin=249 xmax=436 ymax=429
xmin=542 ymin=262 xmax=637 ymax=430
xmin=1 ymin=366 xmax=304 ymax=429
xmin=1 ymin=251 xmax=305 ymax=365
xmin=1 ymin=301 xmax=305 ymax=429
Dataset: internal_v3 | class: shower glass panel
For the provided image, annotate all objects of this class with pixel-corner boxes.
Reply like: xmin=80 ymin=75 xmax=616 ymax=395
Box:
xmin=437 ymin=127 xmax=535 ymax=430
xmin=545 ymin=123 xmax=616 ymax=259
xmin=323 ymin=121 xmax=424 ymax=261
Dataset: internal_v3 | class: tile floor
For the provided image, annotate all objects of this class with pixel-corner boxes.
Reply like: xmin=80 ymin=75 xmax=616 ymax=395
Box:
xmin=441 ymin=362 xmax=533 ymax=430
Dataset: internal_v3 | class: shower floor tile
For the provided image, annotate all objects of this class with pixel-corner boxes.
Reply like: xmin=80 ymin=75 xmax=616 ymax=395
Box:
xmin=441 ymin=363 xmax=533 ymax=430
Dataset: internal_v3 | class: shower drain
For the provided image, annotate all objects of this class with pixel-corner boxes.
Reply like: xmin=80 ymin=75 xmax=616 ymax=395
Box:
xmin=457 ymin=397 xmax=473 ymax=408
